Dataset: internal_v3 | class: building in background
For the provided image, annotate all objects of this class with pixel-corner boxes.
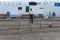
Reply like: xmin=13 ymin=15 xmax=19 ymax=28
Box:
xmin=0 ymin=1 xmax=59 ymax=18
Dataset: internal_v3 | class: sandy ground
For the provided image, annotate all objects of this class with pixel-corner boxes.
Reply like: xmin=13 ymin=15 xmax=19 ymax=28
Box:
xmin=0 ymin=32 xmax=60 ymax=40
xmin=0 ymin=19 xmax=59 ymax=40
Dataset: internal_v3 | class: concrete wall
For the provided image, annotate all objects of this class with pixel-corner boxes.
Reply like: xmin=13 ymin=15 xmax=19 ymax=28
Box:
xmin=0 ymin=1 xmax=60 ymax=17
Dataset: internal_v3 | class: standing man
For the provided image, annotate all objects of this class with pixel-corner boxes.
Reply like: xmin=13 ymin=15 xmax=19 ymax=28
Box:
xmin=29 ymin=9 xmax=33 ymax=23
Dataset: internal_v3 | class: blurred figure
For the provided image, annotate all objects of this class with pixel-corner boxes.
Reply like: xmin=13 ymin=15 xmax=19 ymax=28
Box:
xmin=29 ymin=9 xmax=33 ymax=23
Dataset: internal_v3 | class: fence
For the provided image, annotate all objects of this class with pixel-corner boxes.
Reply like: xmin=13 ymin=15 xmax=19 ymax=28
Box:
xmin=0 ymin=19 xmax=60 ymax=35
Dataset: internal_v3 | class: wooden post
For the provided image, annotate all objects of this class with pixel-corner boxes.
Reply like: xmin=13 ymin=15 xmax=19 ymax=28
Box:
xmin=29 ymin=22 xmax=32 ymax=33
xmin=40 ymin=21 xmax=41 ymax=29
xmin=17 ymin=22 xmax=20 ymax=35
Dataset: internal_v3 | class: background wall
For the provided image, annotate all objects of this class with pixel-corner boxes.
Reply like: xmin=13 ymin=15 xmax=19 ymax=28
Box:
xmin=0 ymin=1 xmax=60 ymax=17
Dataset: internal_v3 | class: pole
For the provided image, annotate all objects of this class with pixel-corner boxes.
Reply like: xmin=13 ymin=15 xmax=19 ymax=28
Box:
xmin=17 ymin=22 xmax=20 ymax=35
xmin=29 ymin=22 xmax=32 ymax=33
xmin=40 ymin=21 xmax=41 ymax=29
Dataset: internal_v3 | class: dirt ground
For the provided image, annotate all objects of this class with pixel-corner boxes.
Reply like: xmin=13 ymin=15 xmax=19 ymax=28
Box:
xmin=0 ymin=19 xmax=59 ymax=40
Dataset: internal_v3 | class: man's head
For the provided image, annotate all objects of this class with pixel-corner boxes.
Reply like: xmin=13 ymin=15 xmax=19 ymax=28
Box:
xmin=30 ymin=9 xmax=32 ymax=11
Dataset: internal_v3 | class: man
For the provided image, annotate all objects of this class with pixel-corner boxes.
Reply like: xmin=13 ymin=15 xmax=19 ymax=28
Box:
xmin=29 ymin=9 xmax=33 ymax=23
